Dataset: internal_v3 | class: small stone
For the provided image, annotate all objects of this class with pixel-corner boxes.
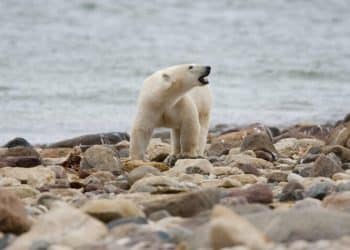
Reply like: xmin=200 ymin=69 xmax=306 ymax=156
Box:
xmin=148 ymin=210 xmax=171 ymax=221
xmin=80 ymin=145 xmax=122 ymax=175
xmin=122 ymin=160 xmax=169 ymax=172
xmin=268 ymin=171 xmax=288 ymax=183
xmin=230 ymin=174 xmax=258 ymax=185
xmin=294 ymin=197 xmax=321 ymax=209
xmin=130 ymin=175 xmax=196 ymax=193
xmin=305 ymin=179 xmax=336 ymax=200
xmin=169 ymin=158 xmax=214 ymax=176
xmin=310 ymin=154 xmax=344 ymax=177
xmin=141 ymin=188 xmax=222 ymax=217
xmin=336 ymin=181 xmax=350 ymax=192
xmin=210 ymin=205 xmax=268 ymax=250
xmin=236 ymin=164 xmax=260 ymax=176
xmin=81 ymin=198 xmax=145 ymax=223
xmin=3 ymin=185 xmax=39 ymax=199
xmin=0 ymin=189 xmax=31 ymax=234
xmin=146 ymin=139 xmax=171 ymax=162
xmin=127 ymin=165 xmax=161 ymax=185
xmin=279 ymin=181 xmax=305 ymax=201
xmin=0 ymin=166 xmax=56 ymax=188
xmin=226 ymin=153 xmax=274 ymax=169
xmin=227 ymin=184 xmax=273 ymax=204
xmin=322 ymin=191 xmax=350 ymax=213
xmin=240 ymin=133 xmax=277 ymax=159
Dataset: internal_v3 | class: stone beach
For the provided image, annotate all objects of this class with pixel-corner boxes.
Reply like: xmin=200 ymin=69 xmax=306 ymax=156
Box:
xmin=2 ymin=116 xmax=350 ymax=249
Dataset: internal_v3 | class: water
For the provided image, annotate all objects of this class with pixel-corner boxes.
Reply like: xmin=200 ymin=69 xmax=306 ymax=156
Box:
xmin=1 ymin=0 xmax=350 ymax=144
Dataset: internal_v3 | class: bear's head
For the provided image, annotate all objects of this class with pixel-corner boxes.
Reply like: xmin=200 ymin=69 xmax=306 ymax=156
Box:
xmin=160 ymin=64 xmax=211 ymax=92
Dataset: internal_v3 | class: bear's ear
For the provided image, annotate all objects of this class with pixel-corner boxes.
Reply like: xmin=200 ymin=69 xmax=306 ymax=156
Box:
xmin=162 ymin=73 xmax=171 ymax=82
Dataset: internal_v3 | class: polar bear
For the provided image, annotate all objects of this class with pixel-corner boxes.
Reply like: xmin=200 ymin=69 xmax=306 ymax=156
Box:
xmin=130 ymin=64 xmax=212 ymax=160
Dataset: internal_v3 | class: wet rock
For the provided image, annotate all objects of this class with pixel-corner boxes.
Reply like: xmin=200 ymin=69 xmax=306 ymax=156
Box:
xmin=305 ymin=179 xmax=336 ymax=200
xmin=279 ymin=181 xmax=305 ymax=201
xmin=130 ymin=175 xmax=196 ymax=193
xmin=3 ymin=138 xmax=31 ymax=148
xmin=322 ymin=191 xmax=350 ymax=213
xmin=127 ymin=165 xmax=161 ymax=185
xmin=210 ymin=205 xmax=268 ymax=250
xmin=81 ymin=198 xmax=144 ymax=223
xmin=227 ymin=184 xmax=273 ymax=204
xmin=122 ymin=160 xmax=169 ymax=172
xmin=240 ymin=133 xmax=277 ymax=159
xmin=0 ymin=166 xmax=55 ymax=188
xmin=141 ymin=188 xmax=222 ymax=217
xmin=246 ymin=207 xmax=350 ymax=242
xmin=0 ymin=189 xmax=31 ymax=234
xmin=80 ymin=145 xmax=122 ymax=175
xmin=45 ymin=132 xmax=129 ymax=148
xmin=7 ymin=204 xmax=108 ymax=250
xmin=168 ymin=158 xmax=214 ymax=175
xmin=226 ymin=152 xmax=274 ymax=169
xmin=146 ymin=139 xmax=171 ymax=162
xmin=268 ymin=171 xmax=288 ymax=183
xmin=310 ymin=154 xmax=344 ymax=177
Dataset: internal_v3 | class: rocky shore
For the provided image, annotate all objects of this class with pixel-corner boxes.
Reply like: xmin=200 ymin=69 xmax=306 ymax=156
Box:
xmin=2 ymin=116 xmax=350 ymax=250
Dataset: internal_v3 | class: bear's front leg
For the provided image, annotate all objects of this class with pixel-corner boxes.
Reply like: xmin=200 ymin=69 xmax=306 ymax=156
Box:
xmin=130 ymin=126 xmax=153 ymax=160
xmin=180 ymin=117 xmax=200 ymax=157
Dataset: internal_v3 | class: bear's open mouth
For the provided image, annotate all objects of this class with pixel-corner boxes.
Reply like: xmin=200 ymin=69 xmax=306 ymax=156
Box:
xmin=198 ymin=68 xmax=210 ymax=85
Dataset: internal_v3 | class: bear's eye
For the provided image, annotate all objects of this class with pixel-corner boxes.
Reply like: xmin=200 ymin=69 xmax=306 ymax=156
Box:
xmin=188 ymin=65 xmax=193 ymax=70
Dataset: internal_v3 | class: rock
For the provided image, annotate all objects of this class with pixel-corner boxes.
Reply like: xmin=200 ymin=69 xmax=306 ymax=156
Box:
xmin=226 ymin=152 xmax=274 ymax=169
xmin=246 ymin=207 xmax=350 ymax=242
xmin=146 ymin=139 xmax=171 ymax=162
xmin=45 ymin=132 xmax=129 ymax=148
xmin=130 ymin=175 xmax=196 ymax=193
xmin=3 ymin=185 xmax=39 ymax=199
xmin=200 ymin=178 xmax=242 ymax=189
xmin=310 ymin=154 xmax=344 ymax=177
xmin=333 ymin=172 xmax=350 ymax=181
xmin=115 ymin=140 xmax=130 ymax=158
xmin=168 ymin=158 xmax=214 ymax=175
xmin=141 ymin=188 xmax=222 ymax=217
xmin=274 ymin=138 xmax=325 ymax=158
xmin=336 ymin=181 xmax=350 ymax=192
xmin=227 ymin=184 xmax=273 ymax=204
xmin=122 ymin=160 xmax=169 ymax=172
xmin=127 ymin=165 xmax=161 ymax=185
xmin=287 ymin=173 xmax=304 ymax=183
xmin=322 ymin=191 xmax=350 ymax=213
xmin=0 ymin=177 xmax=21 ymax=187
xmin=328 ymin=124 xmax=350 ymax=146
xmin=240 ymin=133 xmax=277 ymax=159
xmin=276 ymin=124 xmax=331 ymax=141
xmin=236 ymin=163 xmax=260 ymax=176
xmin=7 ymin=204 xmax=108 ymax=250
xmin=304 ymin=178 xmax=336 ymax=200
xmin=148 ymin=210 xmax=171 ymax=221
xmin=81 ymin=198 xmax=145 ymax=223
xmin=39 ymin=148 xmax=72 ymax=158
xmin=268 ymin=171 xmax=288 ymax=183
xmin=279 ymin=181 xmax=304 ymax=201
xmin=0 ymin=189 xmax=31 ymax=234
xmin=320 ymin=145 xmax=350 ymax=162
xmin=0 ymin=146 xmax=40 ymax=158
xmin=0 ymin=156 xmax=41 ymax=168
xmin=229 ymin=174 xmax=258 ymax=185
xmin=213 ymin=166 xmax=243 ymax=176
xmin=209 ymin=205 xmax=268 ymax=250
xmin=3 ymin=138 xmax=31 ymax=148
xmin=0 ymin=166 xmax=55 ymax=188
xmin=294 ymin=197 xmax=321 ymax=209
xmin=80 ymin=145 xmax=122 ymax=175
xmin=295 ymin=163 xmax=314 ymax=177
xmin=231 ymin=203 xmax=270 ymax=215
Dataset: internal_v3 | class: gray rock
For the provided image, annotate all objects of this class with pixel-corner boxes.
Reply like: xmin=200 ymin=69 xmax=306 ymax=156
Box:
xmin=279 ymin=181 xmax=305 ymax=201
xmin=305 ymin=179 xmax=336 ymax=200
xmin=127 ymin=165 xmax=161 ymax=185
xmin=80 ymin=145 xmax=122 ymax=175
xmin=246 ymin=207 xmax=350 ymax=242
xmin=310 ymin=154 xmax=344 ymax=177
xmin=240 ymin=133 xmax=277 ymax=160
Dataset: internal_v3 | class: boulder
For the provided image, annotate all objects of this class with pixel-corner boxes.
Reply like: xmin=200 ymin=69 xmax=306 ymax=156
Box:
xmin=127 ymin=165 xmax=161 ymax=185
xmin=80 ymin=145 xmax=122 ymax=175
xmin=0 ymin=189 xmax=31 ymax=234
xmin=310 ymin=154 xmax=344 ymax=177
xmin=7 ymin=204 xmax=108 ymax=250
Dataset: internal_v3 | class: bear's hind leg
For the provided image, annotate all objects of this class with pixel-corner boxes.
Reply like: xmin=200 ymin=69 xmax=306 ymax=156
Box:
xmin=130 ymin=127 xmax=153 ymax=160
xmin=171 ymin=128 xmax=181 ymax=155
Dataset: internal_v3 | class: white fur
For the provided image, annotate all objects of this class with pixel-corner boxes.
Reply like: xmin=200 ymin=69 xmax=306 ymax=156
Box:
xmin=130 ymin=64 xmax=212 ymax=160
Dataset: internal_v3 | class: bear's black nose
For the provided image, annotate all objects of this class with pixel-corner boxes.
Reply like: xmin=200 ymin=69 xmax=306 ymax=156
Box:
xmin=206 ymin=66 xmax=211 ymax=74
